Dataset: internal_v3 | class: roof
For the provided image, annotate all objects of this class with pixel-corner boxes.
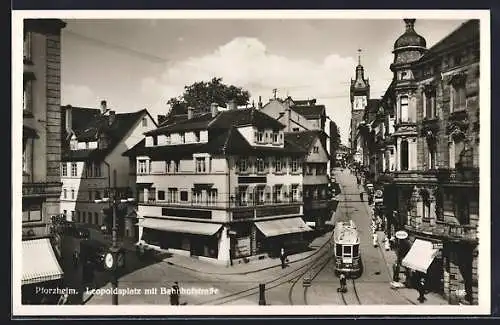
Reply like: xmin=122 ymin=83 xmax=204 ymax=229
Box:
xmin=145 ymin=108 xmax=286 ymax=136
xmin=290 ymin=105 xmax=326 ymax=119
xmin=419 ymin=20 xmax=479 ymax=62
xmin=285 ymin=130 xmax=324 ymax=152
xmin=124 ymin=127 xmax=307 ymax=158
xmin=292 ymin=99 xmax=317 ymax=106
xmin=334 ymin=221 xmax=360 ymax=245
xmin=62 ymin=107 xmax=151 ymax=162
xmin=394 ymin=19 xmax=427 ymax=50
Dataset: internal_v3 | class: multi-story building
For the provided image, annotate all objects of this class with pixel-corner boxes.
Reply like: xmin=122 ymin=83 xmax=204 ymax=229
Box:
xmin=124 ymin=103 xmax=314 ymax=264
xmin=60 ymin=101 xmax=157 ymax=239
xmin=21 ymin=18 xmax=66 ymax=303
xmin=260 ymin=97 xmax=320 ymax=132
xmin=375 ymin=19 xmax=480 ymax=305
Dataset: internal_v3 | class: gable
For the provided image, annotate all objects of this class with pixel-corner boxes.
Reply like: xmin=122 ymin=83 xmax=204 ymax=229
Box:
xmin=305 ymin=137 xmax=328 ymax=163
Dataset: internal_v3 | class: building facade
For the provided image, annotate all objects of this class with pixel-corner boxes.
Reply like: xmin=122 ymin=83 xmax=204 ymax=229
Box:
xmin=22 ymin=19 xmax=66 ymax=303
xmin=60 ymin=101 xmax=157 ymax=239
xmin=125 ymin=104 xmax=314 ymax=264
xmin=373 ymin=19 xmax=480 ymax=305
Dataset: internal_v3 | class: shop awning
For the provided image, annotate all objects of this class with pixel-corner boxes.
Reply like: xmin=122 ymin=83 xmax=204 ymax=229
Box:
xmin=255 ymin=217 xmax=313 ymax=237
xmin=141 ymin=218 xmax=222 ymax=236
xmin=402 ymin=239 xmax=439 ymax=274
xmin=22 ymin=238 xmax=63 ymax=285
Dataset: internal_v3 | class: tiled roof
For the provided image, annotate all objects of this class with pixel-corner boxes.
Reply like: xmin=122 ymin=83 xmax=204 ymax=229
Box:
xmin=285 ymin=130 xmax=322 ymax=152
xmin=290 ymin=105 xmax=326 ymax=118
xmin=419 ymin=20 xmax=479 ymax=61
xmin=145 ymin=113 xmax=213 ymax=135
xmin=123 ymin=127 xmax=306 ymax=158
xmin=62 ymin=106 xmax=151 ymax=161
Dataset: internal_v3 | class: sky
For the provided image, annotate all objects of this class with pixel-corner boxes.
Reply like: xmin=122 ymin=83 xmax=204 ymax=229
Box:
xmin=60 ymin=17 xmax=467 ymax=145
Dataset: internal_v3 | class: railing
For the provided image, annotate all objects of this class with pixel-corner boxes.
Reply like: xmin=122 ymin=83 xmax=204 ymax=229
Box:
xmin=22 ymin=182 xmax=62 ymax=198
xmin=405 ymin=220 xmax=478 ymax=242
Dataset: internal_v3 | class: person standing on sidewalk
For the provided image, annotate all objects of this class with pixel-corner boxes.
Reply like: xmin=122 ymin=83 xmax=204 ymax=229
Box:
xmin=417 ymin=275 xmax=427 ymax=303
xmin=280 ymin=247 xmax=287 ymax=269
xmin=170 ymin=281 xmax=180 ymax=305
xmin=372 ymin=232 xmax=378 ymax=247
xmin=339 ymin=273 xmax=347 ymax=293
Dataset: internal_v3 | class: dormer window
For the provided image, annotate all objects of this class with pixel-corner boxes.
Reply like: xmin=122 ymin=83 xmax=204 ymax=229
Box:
xmin=165 ymin=134 xmax=171 ymax=145
xmin=195 ymin=131 xmax=200 ymax=142
xmin=256 ymin=131 xmax=264 ymax=143
xmin=273 ymin=132 xmax=279 ymax=144
xmin=180 ymin=132 xmax=186 ymax=143
xmin=313 ymin=146 xmax=319 ymax=153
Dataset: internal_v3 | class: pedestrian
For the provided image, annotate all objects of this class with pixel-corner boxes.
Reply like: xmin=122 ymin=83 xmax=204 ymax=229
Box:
xmin=280 ymin=247 xmax=286 ymax=269
xmin=372 ymin=232 xmax=378 ymax=247
xmin=417 ymin=276 xmax=427 ymax=303
xmin=359 ymin=191 xmax=364 ymax=202
xmin=339 ymin=273 xmax=347 ymax=293
xmin=170 ymin=281 xmax=180 ymax=305
xmin=384 ymin=237 xmax=390 ymax=251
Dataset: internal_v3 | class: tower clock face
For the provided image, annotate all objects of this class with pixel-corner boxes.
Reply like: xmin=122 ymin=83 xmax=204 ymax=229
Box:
xmin=354 ymin=96 xmax=367 ymax=110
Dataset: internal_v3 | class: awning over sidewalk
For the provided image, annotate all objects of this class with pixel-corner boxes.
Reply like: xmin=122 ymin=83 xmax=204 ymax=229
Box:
xmin=402 ymin=239 xmax=439 ymax=274
xmin=255 ymin=217 xmax=313 ymax=237
xmin=22 ymin=238 xmax=64 ymax=285
xmin=141 ymin=218 xmax=222 ymax=236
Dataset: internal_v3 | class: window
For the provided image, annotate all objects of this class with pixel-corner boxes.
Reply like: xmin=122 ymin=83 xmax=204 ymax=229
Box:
xmin=237 ymin=187 xmax=248 ymax=206
xmin=194 ymin=131 xmax=200 ymax=142
xmin=291 ymin=184 xmax=299 ymax=202
xmin=256 ymin=131 xmax=264 ymax=143
xmin=273 ymin=132 xmax=279 ymax=143
xmin=291 ymin=159 xmax=299 ymax=173
xmin=428 ymin=149 xmax=436 ymax=170
xmin=192 ymin=190 xmax=203 ymax=205
xmin=94 ymin=163 xmax=101 ymax=177
xmin=71 ymin=163 xmax=77 ymax=176
xmin=313 ymin=188 xmax=319 ymax=199
xmin=71 ymin=189 xmax=75 ymax=200
xmin=400 ymin=140 xmax=409 ymax=171
xmin=313 ymin=146 xmax=319 ymax=153
xmin=238 ymin=158 xmax=248 ymax=173
xmin=448 ymin=141 xmax=456 ymax=168
xmin=180 ymin=132 xmax=186 ymax=143
xmin=173 ymin=160 xmax=179 ymax=173
xmin=256 ymin=187 xmax=265 ymax=205
xmin=138 ymin=160 xmax=148 ymax=174
xmin=152 ymin=136 xmax=158 ymax=146
xmin=88 ymin=191 xmax=92 ymax=202
xmin=274 ymin=157 xmax=282 ymax=173
xmin=424 ymin=89 xmax=436 ymax=118
xmin=94 ymin=190 xmax=101 ymax=200
xmin=422 ymin=198 xmax=431 ymax=222
xmin=451 ymin=84 xmax=466 ymax=112
xmin=399 ymin=95 xmax=409 ymax=122
xmin=85 ymin=164 xmax=93 ymax=178
xmin=94 ymin=212 xmax=99 ymax=225
xmin=22 ymin=203 xmax=42 ymax=222
xmin=168 ymin=188 xmax=178 ymax=203
xmin=81 ymin=211 xmax=85 ymax=223
xmin=196 ymin=157 xmax=206 ymax=173
xmin=180 ymin=191 xmax=188 ymax=202
xmin=273 ymin=185 xmax=282 ymax=203
xmin=63 ymin=210 xmax=67 ymax=217
xmin=71 ymin=211 xmax=75 ymax=221
xmin=63 ymin=189 xmax=67 ymax=199
xmin=61 ymin=163 xmax=67 ymax=176
xmin=256 ymin=158 xmax=265 ymax=173
xmin=23 ymin=80 xmax=33 ymax=113
xmin=23 ymin=31 xmax=32 ymax=61
xmin=156 ymin=190 xmax=164 ymax=201
xmin=142 ymin=117 xmax=148 ymax=127
xmin=208 ymin=189 xmax=218 ymax=205
xmin=165 ymin=135 xmax=171 ymax=145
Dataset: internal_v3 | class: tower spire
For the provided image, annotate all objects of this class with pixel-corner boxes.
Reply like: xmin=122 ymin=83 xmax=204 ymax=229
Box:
xmin=357 ymin=48 xmax=362 ymax=66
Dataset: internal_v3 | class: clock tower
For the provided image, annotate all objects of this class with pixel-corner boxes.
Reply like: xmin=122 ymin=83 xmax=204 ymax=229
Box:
xmin=349 ymin=49 xmax=370 ymax=157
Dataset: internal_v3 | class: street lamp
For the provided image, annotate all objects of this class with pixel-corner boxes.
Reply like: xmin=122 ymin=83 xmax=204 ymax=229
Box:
xmin=94 ymin=187 xmax=135 ymax=305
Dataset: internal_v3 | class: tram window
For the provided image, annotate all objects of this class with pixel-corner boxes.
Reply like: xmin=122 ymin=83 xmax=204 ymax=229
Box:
xmin=353 ymin=245 xmax=359 ymax=257
xmin=343 ymin=245 xmax=352 ymax=256
xmin=335 ymin=244 xmax=342 ymax=256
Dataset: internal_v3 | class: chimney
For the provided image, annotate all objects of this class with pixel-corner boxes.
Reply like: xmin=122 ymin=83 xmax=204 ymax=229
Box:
xmin=100 ymin=100 xmax=107 ymax=114
xmin=258 ymin=96 xmax=263 ymax=109
xmin=64 ymin=105 xmax=73 ymax=135
xmin=211 ymin=103 xmax=218 ymax=117
xmin=187 ymin=106 xmax=194 ymax=119
xmin=108 ymin=110 xmax=116 ymax=125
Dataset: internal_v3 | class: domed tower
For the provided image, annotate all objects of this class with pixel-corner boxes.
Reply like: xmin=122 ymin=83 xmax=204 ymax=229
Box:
xmin=390 ymin=19 xmax=427 ymax=172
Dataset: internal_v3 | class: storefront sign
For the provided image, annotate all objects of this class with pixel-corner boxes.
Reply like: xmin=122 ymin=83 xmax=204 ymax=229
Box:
xmin=395 ymin=230 xmax=408 ymax=240
xmin=256 ymin=206 xmax=300 ymax=218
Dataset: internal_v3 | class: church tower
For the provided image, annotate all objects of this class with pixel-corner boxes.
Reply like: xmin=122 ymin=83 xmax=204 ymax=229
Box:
xmin=349 ymin=49 xmax=370 ymax=159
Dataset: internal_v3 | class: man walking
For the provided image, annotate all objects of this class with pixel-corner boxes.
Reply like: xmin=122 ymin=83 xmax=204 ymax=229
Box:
xmin=417 ymin=275 xmax=427 ymax=303
xmin=170 ymin=281 xmax=180 ymax=305
xmin=280 ymin=247 xmax=286 ymax=269
xmin=339 ymin=273 xmax=347 ymax=293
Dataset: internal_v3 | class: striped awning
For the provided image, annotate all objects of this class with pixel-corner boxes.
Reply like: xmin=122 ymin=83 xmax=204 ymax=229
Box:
xmin=141 ymin=218 xmax=222 ymax=236
xmin=402 ymin=239 xmax=439 ymax=274
xmin=22 ymin=238 xmax=63 ymax=285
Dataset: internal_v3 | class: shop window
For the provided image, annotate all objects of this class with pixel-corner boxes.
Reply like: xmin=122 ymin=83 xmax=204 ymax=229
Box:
xmin=158 ymin=190 xmax=165 ymax=201
xmin=22 ymin=202 xmax=42 ymax=222
xmin=400 ymin=140 xmax=409 ymax=171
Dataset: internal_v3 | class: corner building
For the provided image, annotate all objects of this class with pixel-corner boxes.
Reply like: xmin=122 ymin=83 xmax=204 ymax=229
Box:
xmin=124 ymin=104 xmax=313 ymax=264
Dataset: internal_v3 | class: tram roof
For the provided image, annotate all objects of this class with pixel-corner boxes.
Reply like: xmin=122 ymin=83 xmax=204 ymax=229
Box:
xmin=334 ymin=221 xmax=360 ymax=245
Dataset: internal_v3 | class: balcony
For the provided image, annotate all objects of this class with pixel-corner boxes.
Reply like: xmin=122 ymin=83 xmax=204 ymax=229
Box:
xmin=435 ymin=167 xmax=479 ymax=184
xmin=405 ymin=221 xmax=478 ymax=243
xmin=22 ymin=182 xmax=62 ymax=198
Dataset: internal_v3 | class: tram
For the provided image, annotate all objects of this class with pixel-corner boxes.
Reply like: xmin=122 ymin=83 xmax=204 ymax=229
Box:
xmin=333 ymin=220 xmax=362 ymax=277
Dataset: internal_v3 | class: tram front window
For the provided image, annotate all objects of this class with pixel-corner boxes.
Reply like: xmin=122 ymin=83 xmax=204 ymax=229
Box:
xmin=353 ymin=245 xmax=359 ymax=257
xmin=335 ymin=244 xmax=342 ymax=257
xmin=343 ymin=245 xmax=352 ymax=257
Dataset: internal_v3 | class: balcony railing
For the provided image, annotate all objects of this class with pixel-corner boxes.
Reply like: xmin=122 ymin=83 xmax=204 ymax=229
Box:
xmin=22 ymin=182 xmax=62 ymax=198
xmin=405 ymin=221 xmax=478 ymax=243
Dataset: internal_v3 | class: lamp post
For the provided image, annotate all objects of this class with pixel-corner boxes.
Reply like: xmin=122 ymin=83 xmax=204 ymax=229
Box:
xmin=95 ymin=187 xmax=135 ymax=305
